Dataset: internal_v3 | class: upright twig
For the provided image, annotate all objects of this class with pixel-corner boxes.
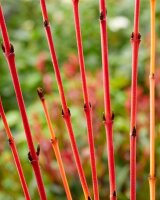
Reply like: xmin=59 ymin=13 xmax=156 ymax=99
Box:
xmin=71 ymin=0 xmax=99 ymax=199
xmin=39 ymin=1 xmax=90 ymax=199
xmin=37 ymin=88 xmax=72 ymax=200
xmin=0 ymin=5 xmax=47 ymax=200
xmin=149 ymin=0 xmax=156 ymax=199
xmin=0 ymin=98 xmax=31 ymax=200
xmin=129 ymin=1 xmax=141 ymax=200
xmin=99 ymin=1 xmax=117 ymax=199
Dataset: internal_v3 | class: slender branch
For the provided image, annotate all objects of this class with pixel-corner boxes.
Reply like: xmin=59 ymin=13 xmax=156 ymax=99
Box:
xmin=149 ymin=0 xmax=156 ymax=199
xmin=99 ymin=1 xmax=117 ymax=199
xmin=0 ymin=5 xmax=46 ymax=200
xmin=0 ymin=98 xmax=31 ymax=200
xmin=130 ymin=1 xmax=141 ymax=200
xmin=71 ymin=1 xmax=99 ymax=199
xmin=39 ymin=1 xmax=90 ymax=199
xmin=37 ymin=88 xmax=72 ymax=200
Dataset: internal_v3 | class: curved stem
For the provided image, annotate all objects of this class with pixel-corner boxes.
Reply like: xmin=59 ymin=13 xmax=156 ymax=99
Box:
xmin=0 ymin=99 xmax=31 ymax=200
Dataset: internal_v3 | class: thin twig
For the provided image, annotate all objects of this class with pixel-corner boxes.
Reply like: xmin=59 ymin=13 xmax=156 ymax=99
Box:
xmin=37 ymin=88 xmax=72 ymax=200
xmin=149 ymin=0 xmax=156 ymax=199
xmin=0 ymin=98 xmax=31 ymax=200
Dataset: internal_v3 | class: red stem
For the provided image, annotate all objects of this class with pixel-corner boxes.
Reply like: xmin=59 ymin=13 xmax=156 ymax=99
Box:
xmin=99 ymin=0 xmax=117 ymax=199
xmin=39 ymin=1 xmax=90 ymax=199
xmin=0 ymin=99 xmax=31 ymax=200
xmin=72 ymin=1 xmax=99 ymax=199
xmin=130 ymin=1 xmax=141 ymax=200
xmin=0 ymin=5 xmax=46 ymax=200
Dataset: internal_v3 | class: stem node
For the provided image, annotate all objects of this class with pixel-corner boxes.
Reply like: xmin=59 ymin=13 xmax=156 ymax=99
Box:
xmin=131 ymin=127 xmax=137 ymax=137
xmin=44 ymin=20 xmax=49 ymax=27
xmin=62 ymin=108 xmax=71 ymax=118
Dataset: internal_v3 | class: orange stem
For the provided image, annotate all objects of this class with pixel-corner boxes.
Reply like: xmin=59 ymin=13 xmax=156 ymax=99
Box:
xmin=37 ymin=88 xmax=72 ymax=200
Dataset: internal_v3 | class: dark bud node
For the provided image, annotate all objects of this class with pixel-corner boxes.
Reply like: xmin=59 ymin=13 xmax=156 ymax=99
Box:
xmin=100 ymin=11 xmax=104 ymax=20
xmin=36 ymin=144 xmax=40 ymax=156
xmin=44 ymin=20 xmax=49 ymax=27
xmin=10 ymin=44 xmax=14 ymax=53
xmin=103 ymin=113 xmax=106 ymax=121
xmin=132 ymin=127 xmax=136 ymax=137
xmin=1 ymin=43 xmax=5 ymax=53
xmin=138 ymin=33 xmax=141 ymax=40
xmin=113 ymin=191 xmax=116 ymax=197
xmin=28 ymin=152 xmax=33 ymax=162
xmin=111 ymin=112 xmax=115 ymax=121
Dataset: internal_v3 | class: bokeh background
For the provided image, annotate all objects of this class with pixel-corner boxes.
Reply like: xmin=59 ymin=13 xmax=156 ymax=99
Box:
xmin=0 ymin=0 xmax=160 ymax=199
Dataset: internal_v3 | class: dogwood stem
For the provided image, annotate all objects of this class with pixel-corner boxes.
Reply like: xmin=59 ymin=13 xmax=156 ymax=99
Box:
xmin=0 ymin=5 xmax=46 ymax=200
xmin=130 ymin=0 xmax=141 ymax=200
xmin=99 ymin=0 xmax=117 ymax=199
xmin=39 ymin=1 xmax=90 ymax=199
xmin=72 ymin=1 xmax=99 ymax=199
xmin=0 ymin=98 xmax=31 ymax=200
xmin=37 ymin=88 xmax=72 ymax=200
xmin=149 ymin=0 xmax=156 ymax=200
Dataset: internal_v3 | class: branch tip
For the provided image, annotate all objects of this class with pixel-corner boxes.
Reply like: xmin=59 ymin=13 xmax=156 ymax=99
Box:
xmin=37 ymin=87 xmax=45 ymax=101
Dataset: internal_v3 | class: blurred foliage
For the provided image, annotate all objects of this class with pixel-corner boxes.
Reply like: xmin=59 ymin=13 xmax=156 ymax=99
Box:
xmin=0 ymin=0 xmax=160 ymax=199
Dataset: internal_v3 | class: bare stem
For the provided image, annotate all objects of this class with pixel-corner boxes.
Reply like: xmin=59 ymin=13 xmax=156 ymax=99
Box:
xmin=72 ymin=1 xmax=99 ymax=199
xmin=0 ymin=5 xmax=46 ymax=200
xmin=0 ymin=98 xmax=31 ymax=200
xmin=39 ymin=1 xmax=90 ymax=199
xmin=130 ymin=1 xmax=141 ymax=200
xmin=99 ymin=0 xmax=117 ymax=199
xmin=149 ymin=0 xmax=156 ymax=199
xmin=37 ymin=88 xmax=72 ymax=200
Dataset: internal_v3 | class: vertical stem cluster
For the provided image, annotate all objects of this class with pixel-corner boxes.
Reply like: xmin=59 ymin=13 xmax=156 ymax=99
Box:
xmin=0 ymin=5 xmax=46 ymax=200
xmin=130 ymin=1 xmax=141 ymax=200
xmin=0 ymin=99 xmax=31 ymax=200
xmin=72 ymin=0 xmax=99 ymax=199
xmin=149 ymin=0 xmax=156 ymax=200
xmin=99 ymin=0 xmax=117 ymax=199
xmin=39 ymin=1 xmax=90 ymax=199
xmin=37 ymin=88 xmax=72 ymax=200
